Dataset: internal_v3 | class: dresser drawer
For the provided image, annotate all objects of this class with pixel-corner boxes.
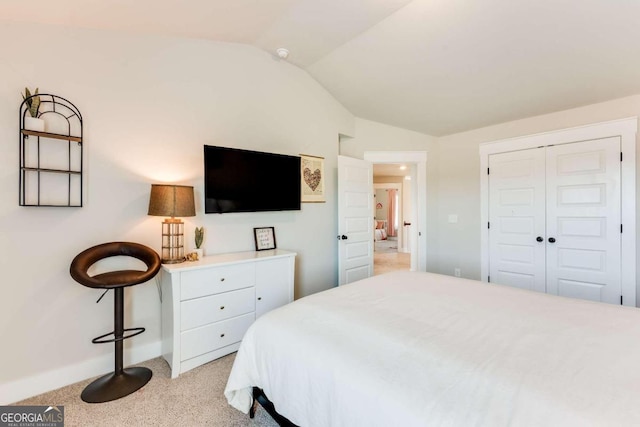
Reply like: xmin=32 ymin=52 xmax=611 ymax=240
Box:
xmin=180 ymin=263 xmax=255 ymax=300
xmin=181 ymin=287 xmax=255 ymax=331
xmin=180 ymin=313 xmax=255 ymax=361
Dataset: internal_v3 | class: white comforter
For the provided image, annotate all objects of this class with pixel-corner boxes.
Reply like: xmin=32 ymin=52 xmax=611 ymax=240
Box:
xmin=225 ymin=271 xmax=640 ymax=426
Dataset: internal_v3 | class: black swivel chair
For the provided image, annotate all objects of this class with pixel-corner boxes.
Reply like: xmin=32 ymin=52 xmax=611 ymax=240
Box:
xmin=70 ymin=242 xmax=161 ymax=403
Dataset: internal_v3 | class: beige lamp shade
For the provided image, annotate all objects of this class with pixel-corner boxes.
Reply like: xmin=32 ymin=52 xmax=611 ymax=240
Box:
xmin=148 ymin=184 xmax=195 ymax=218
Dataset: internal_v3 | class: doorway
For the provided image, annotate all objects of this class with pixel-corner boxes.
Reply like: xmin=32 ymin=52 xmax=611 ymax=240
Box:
xmin=337 ymin=151 xmax=427 ymax=285
xmin=373 ymin=178 xmax=410 ymax=275
xmin=364 ymin=151 xmax=427 ymax=273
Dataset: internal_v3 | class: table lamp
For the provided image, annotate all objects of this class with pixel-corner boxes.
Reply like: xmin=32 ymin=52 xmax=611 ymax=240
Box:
xmin=148 ymin=184 xmax=196 ymax=263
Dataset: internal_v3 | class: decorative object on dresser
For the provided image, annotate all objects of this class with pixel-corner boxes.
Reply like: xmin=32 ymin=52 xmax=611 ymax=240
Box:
xmin=19 ymin=92 xmax=83 ymax=207
xmin=160 ymin=249 xmax=296 ymax=378
xmin=147 ymin=184 xmax=196 ymax=264
xmin=253 ymin=227 xmax=276 ymax=251
xmin=185 ymin=252 xmax=199 ymax=262
xmin=69 ymin=242 xmax=161 ymax=403
xmin=300 ymin=154 xmax=325 ymax=203
xmin=193 ymin=226 xmax=204 ymax=259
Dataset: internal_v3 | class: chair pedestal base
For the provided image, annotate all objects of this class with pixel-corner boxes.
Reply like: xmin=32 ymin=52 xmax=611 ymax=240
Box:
xmin=81 ymin=367 xmax=152 ymax=403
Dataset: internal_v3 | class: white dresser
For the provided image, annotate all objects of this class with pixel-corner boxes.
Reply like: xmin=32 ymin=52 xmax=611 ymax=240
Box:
xmin=160 ymin=249 xmax=296 ymax=378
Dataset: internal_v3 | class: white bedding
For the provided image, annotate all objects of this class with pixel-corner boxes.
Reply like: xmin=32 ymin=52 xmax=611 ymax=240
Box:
xmin=225 ymin=271 xmax=640 ymax=426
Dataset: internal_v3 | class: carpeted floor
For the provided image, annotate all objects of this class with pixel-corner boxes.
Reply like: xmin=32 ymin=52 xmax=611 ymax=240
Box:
xmin=14 ymin=354 xmax=277 ymax=427
xmin=374 ymin=239 xmax=398 ymax=254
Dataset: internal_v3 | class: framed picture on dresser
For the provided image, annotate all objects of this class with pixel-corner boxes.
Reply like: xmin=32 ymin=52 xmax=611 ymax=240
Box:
xmin=254 ymin=227 xmax=276 ymax=251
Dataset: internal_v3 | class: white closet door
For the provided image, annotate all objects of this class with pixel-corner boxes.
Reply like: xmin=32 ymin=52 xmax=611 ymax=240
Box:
xmin=488 ymin=148 xmax=546 ymax=292
xmin=545 ymin=137 xmax=621 ymax=304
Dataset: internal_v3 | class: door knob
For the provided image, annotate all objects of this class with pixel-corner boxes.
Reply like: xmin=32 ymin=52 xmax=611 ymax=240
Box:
xmin=337 ymin=235 xmax=348 ymax=240
xmin=548 ymin=237 xmax=556 ymax=243
xmin=536 ymin=236 xmax=543 ymax=242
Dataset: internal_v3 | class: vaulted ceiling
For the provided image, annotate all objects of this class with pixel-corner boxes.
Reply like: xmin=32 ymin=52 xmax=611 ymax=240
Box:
xmin=5 ymin=0 xmax=640 ymax=136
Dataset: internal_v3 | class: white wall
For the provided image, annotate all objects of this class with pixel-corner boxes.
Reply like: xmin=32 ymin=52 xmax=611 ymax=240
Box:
xmin=434 ymin=95 xmax=640 ymax=282
xmin=374 ymin=188 xmax=389 ymax=221
xmin=340 ymin=118 xmax=436 ymax=157
xmin=0 ymin=21 xmax=354 ymax=403
xmin=339 ymin=99 xmax=640 ymax=282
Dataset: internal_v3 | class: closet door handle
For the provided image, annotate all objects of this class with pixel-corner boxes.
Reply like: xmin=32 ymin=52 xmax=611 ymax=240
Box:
xmin=548 ymin=237 xmax=556 ymax=243
xmin=536 ymin=236 xmax=543 ymax=242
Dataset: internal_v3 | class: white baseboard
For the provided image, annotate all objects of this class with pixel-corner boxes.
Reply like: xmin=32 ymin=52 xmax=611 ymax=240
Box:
xmin=0 ymin=340 xmax=161 ymax=405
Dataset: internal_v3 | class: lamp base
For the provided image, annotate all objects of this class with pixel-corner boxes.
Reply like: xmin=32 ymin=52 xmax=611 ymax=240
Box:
xmin=161 ymin=258 xmax=185 ymax=264
xmin=161 ymin=218 xmax=185 ymax=263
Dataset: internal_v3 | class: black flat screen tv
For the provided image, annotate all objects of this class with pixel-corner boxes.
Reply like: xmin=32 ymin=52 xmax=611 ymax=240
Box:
xmin=204 ymin=145 xmax=301 ymax=214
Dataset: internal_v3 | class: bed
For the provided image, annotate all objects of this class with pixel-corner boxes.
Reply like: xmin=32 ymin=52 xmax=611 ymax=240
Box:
xmin=374 ymin=220 xmax=387 ymax=241
xmin=225 ymin=271 xmax=640 ymax=426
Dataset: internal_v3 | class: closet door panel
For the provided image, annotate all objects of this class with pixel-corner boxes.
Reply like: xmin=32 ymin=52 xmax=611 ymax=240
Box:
xmin=488 ymin=148 xmax=546 ymax=292
xmin=546 ymin=137 xmax=621 ymax=304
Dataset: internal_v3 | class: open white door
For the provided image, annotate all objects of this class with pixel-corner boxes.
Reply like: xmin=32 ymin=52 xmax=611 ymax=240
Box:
xmin=338 ymin=155 xmax=373 ymax=285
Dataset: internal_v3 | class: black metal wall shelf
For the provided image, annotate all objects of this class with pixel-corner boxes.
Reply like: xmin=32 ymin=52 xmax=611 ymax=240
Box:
xmin=22 ymin=129 xmax=83 ymax=142
xmin=19 ymin=94 xmax=83 ymax=207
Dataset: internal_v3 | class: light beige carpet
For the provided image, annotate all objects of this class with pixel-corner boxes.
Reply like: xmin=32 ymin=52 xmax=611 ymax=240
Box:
xmin=374 ymin=239 xmax=398 ymax=254
xmin=14 ymin=354 xmax=277 ymax=427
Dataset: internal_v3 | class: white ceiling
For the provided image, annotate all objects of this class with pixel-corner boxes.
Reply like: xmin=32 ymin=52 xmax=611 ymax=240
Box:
xmin=5 ymin=0 xmax=640 ymax=136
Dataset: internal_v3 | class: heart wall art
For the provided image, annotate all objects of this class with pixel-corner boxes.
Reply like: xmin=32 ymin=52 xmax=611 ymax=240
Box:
xmin=300 ymin=154 xmax=325 ymax=203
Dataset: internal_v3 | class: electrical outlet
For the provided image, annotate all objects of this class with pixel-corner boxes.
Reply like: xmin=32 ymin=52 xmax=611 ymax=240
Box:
xmin=454 ymin=268 xmax=461 ymax=277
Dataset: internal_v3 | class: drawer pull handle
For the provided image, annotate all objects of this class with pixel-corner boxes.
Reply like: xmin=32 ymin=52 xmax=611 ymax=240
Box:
xmin=220 ymin=333 xmax=225 ymax=338
xmin=220 ymin=277 xmax=225 ymax=282
xmin=257 ymin=297 xmax=262 ymax=301
xmin=220 ymin=306 xmax=225 ymax=310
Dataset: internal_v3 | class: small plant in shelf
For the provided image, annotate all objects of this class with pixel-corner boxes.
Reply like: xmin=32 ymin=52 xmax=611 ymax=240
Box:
xmin=22 ymin=87 xmax=45 ymax=132
xmin=22 ymin=87 xmax=41 ymax=117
